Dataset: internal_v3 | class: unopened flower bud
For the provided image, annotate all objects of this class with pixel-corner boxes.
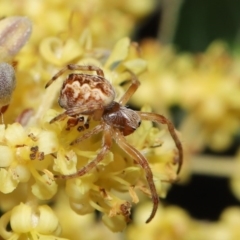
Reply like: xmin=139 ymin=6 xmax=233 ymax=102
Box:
xmin=0 ymin=62 xmax=16 ymax=109
xmin=0 ymin=16 xmax=32 ymax=59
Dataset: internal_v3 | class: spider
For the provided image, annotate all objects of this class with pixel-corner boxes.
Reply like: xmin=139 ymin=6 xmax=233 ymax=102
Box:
xmin=45 ymin=64 xmax=183 ymax=223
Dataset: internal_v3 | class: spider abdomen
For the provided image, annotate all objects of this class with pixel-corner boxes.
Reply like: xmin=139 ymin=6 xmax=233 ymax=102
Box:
xmin=59 ymin=73 xmax=115 ymax=110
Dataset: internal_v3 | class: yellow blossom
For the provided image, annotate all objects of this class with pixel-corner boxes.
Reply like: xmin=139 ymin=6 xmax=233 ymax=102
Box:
xmin=0 ymin=32 xmax=178 ymax=235
xmin=132 ymin=40 xmax=240 ymax=152
xmin=0 ymin=0 xmax=182 ymax=238
xmin=0 ymin=202 xmax=66 ymax=240
xmin=127 ymin=204 xmax=192 ymax=240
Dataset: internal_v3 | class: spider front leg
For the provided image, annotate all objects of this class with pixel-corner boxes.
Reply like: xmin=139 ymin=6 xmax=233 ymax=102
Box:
xmin=114 ymin=130 xmax=159 ymax=223
xmin=49 ymin=111 xmax=68 ymax=124
xmin=49 ymin=104 xmax=103 ymax=124
xmin=119 ymin=71 xmax=140 ymax=106
xmin=137 ymin=112 xmax=183 ymax=174
xmin=54 ymin=125 xmax=112 ymax=179
xmin=45 ymin=64 xmax=104 ymax=88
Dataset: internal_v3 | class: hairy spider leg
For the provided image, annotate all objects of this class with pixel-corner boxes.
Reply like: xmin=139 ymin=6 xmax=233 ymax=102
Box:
xmin=49 ymin=111 xmax=68 ymax=123
xmin=54 ymin=125 xmax=112 ymax=179
xmin=49 ymin=104 xmax=104 ymax=124
xmin=45 ymin=64 xmax=105 ymax=88
xmin=137 ymin=112 xmax=183 ymax=174
xmin=114 ymin=129 xmax=159 ymax=223
xmin=119 ymin=71 xmax=140 ymax=106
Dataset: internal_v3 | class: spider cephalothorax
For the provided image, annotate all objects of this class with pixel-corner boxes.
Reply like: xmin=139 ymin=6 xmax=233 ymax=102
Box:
xmin=45 ymin=64 xmax=183 ymax=223
xmin=103 ymin=101 xmax=141 ymax=136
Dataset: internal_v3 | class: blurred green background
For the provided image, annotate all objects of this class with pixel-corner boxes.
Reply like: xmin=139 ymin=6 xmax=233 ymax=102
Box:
xmin=136 ymin=0 xmax=240 ymax=52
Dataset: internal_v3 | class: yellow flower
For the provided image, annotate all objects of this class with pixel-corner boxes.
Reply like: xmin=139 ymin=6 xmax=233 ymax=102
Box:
xmin=132 ymin=40 xmax=240 ymax=152
xmin=0 ymin=122 xmax=58 ymax=199
xmin=0 ymin=1 xmax=181 ymax=236
xmin=0 ymin=202 xmax=66 ymax=240
xmin=126 ymin=204 xmax=192 ymax=240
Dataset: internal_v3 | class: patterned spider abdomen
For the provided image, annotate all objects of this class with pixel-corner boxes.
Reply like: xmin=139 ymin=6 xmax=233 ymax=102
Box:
xmin=58 ymin=73 xmax=115 ymax=111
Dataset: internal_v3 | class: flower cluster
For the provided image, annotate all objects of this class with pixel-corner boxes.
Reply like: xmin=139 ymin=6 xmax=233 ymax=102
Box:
xmin=0 ymin=1 xmax=179 ymax=238
xmin=132 ymin=39 xmax=240 ymax=152
xmin=126 ymin=204 xmax=240 ymax=240
xmin=3 ymin=0 xmax=240 ymax=239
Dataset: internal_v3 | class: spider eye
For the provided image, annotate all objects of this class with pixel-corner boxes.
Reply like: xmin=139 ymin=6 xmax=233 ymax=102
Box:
xmin=138 ymin=121 xmax=141 ymax=127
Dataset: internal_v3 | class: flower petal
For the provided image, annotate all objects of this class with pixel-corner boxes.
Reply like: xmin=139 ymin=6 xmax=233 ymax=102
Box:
xmin=10 ymin=203 xmax=33 ymax=233
xmin=53 ymin=149 xmax=77 ymax=175
xmin=36 ymin=205 xmax=60 ymax=235
xmin=102 ymin=214 xmax=127 ymax=232
xmin=0 ymin=169 xmax=18 ymax=193
xmin=5 ymin=123 xmax=28 ymax=146
xmin=105 ymin=37 xmax=130 ymax=69
xmin=31 ymin=172 xmax=57 ymax=200
xmin=37 ymin=130 xmax=59 ymax=154
xmin=0 ymin=145 xmax=14 ymax=167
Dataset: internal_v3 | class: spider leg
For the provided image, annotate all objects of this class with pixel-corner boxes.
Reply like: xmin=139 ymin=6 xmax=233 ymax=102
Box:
xmin=137 ymin=112 xmax=183 ymax=174
xmin=49 ymin=104 xmax=104 ymax=125
xmin=45 ymin=65 xmax=70 ymax=88
xmin=67 ymin=64 xmax=104 ymax=77
xmin=65 ymin=104 xmax=104 ymax=117
xmin=54 ymin=125 xmax=112 ymax=179
xmin=119 ymin=71 xmax=140 ymax=106
xmin=114 ymin=130 xmax=159 ymax=223
xmin=45 ymin=64 xmax=104 ymax=88
xmin=49 ymin=111 xmax=68 ymax=124
xmin=70 ymin=124 xmax=104 ymax=145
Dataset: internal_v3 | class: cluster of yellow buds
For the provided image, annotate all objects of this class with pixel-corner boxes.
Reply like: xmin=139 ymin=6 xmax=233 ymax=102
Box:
xmin=127 ymin=204 xmax=240 ymax=240
xmin=132 ymin=39 xmax=240 ymax=152
xmin=2 ymin=0 xmax=239 ymax=239
xmin=0 ymin=1 xmax=180 ymax=238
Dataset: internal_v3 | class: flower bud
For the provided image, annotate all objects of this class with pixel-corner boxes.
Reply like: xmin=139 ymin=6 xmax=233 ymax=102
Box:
xmin=0 ymin=16 xmax=32 ymax=59
xmin=0 ymin=63 xmax=16 ymax=108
